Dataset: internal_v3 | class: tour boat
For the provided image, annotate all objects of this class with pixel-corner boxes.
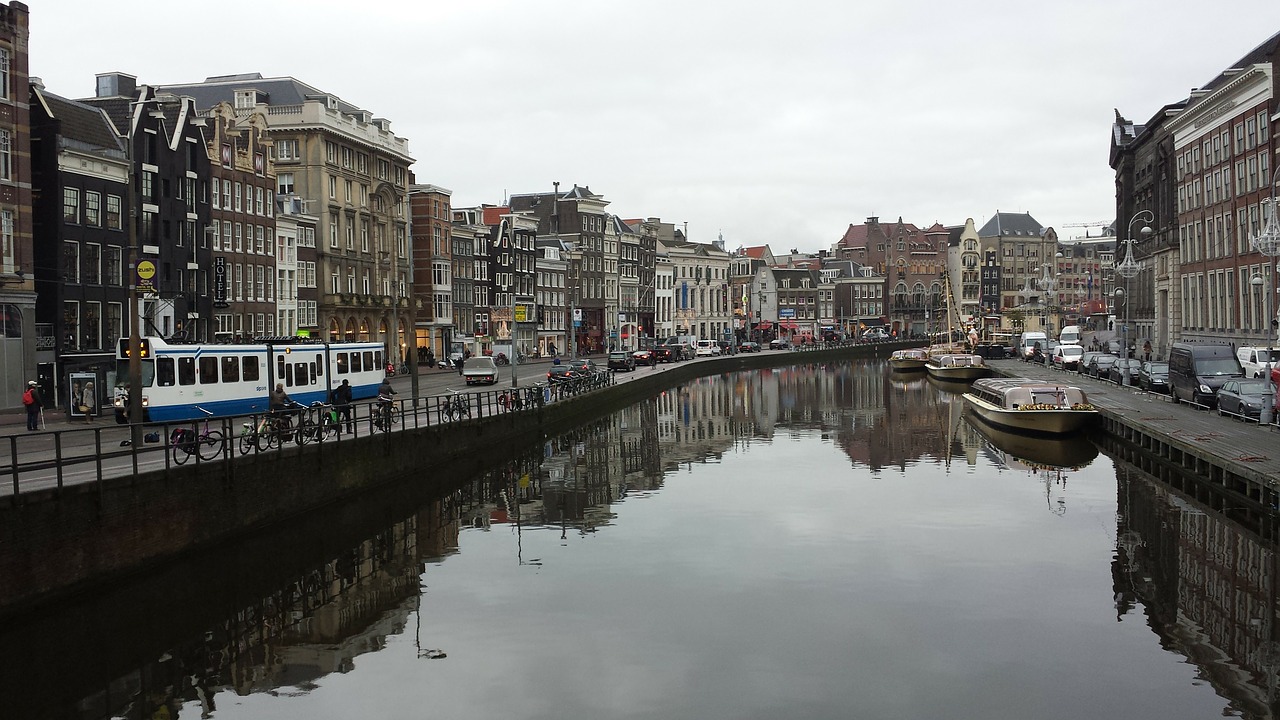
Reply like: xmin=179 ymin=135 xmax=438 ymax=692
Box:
xmin=889 ymin=348 xmax=928 ymax=371
xmin=925 ymin=353 xmax=990 ymax=382
xmin=962 ymin=377 xmax=1098 ymax=435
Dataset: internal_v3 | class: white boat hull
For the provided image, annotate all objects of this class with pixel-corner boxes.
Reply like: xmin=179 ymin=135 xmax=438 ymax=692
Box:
xmin=963 ymin=394 xmax=1096 ymax=434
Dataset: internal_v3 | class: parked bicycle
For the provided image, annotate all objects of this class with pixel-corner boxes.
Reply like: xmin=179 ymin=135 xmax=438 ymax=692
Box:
xmin=170 ymin=406 xmax=223 ymax=464
xmin=296 ymin=402 xmax=340 ymax=444
xmin=439 ymin=388 xmax=471 ymax=422
xmin=500 ymin=388 xmax=525 ymax=412
xmin=239 ymin=413 xmax=279 ymax=454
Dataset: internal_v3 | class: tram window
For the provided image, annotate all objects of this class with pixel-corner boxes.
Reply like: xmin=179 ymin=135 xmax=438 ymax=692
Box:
xmin=277 ymin=355 xmax=286 ymax=380
xmin=313 ymin=354 xmax=323 ymax=377
xmin=157 ymin=357 xmax=176 ymax=387
xmin=365 ymin=350 xmax=375 ymax=370
xmin=336 ymin=352 xmax=349 ymax=374
xmin=285 ymin=363 xmax=294 ymax=386
xmin=296 ymin=362 xmax=309 ymax=385
xmin=178 ymin=357 xmax=196 ymax=386
xmin=351 ymin=352 xmax=362 ymax=373
xmin=242 ymin=356 xmax=259 ymax=382
xmin=221 ymin=356 xmax=240 ymax=383
xmin=199 ymin=356 xmax=218 ymax=384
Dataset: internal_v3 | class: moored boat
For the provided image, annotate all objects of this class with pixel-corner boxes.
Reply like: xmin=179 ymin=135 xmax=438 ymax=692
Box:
xmin=962 ymin=377 xmax=1098 ymax=435
xmin=890 ymin=348 xmax=928 ymax=371
xmin=925 ymin=353 xmax=989 ymax=382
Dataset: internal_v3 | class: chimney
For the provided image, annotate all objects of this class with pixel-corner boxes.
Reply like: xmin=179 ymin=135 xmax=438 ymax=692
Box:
xmin=95 ymin=72 xmax=137 ymax=99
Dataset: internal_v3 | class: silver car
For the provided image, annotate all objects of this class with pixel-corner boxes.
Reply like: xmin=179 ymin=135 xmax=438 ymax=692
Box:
xmin=462 ymin=356 xmax=499 ymax=385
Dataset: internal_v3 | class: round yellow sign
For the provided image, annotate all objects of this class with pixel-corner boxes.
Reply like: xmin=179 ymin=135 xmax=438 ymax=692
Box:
xmin=137 ymin=260 xmax=156 ymax=280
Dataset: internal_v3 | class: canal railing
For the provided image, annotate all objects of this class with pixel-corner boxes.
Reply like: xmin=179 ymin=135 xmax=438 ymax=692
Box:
xmin=0 ymin=372 xmax=615 ymax=501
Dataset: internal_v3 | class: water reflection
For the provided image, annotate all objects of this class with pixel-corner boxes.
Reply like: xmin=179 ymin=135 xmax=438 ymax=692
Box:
xmin=8 ymin=361 xmax=1280 ymax=719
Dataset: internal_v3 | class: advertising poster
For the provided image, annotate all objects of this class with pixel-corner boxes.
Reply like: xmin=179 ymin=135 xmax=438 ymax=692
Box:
xmin=68 ymin=371 xmax=97 ymax=419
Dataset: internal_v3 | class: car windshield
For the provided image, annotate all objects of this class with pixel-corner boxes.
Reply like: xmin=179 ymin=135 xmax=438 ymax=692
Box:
xmin=1096 ymin=357 xmax=1116 ymax=366
xmin=1147 ymin=363 xmax=1168 ymax=373
xmin=1237 ymin=381 xmax=1270 ymax=395
xmin=1199 ymin=358 xmax=1242 ymax=375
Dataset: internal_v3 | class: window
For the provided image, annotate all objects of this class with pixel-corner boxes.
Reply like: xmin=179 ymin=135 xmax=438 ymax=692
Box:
xmin=234 ymin=223 xmax=243 ymax=253
xmin=105 ymin=195 xmax=122 ymax=230
xmin=278 ymin=172 xmax=294 ymax=195
xmin=221 ymin=179 xmax=231 ymax=208
xmin=63 ymin=241 xmax=79 ymax=283
xmin=256 ymin=225 xmax=265 ymax=254
xmin=234 ymin=182 xmax=242 ymax=212
xmin=255 ymin=186 xmax=264 ymax=215
xmin=329 ymin=212 xmax=339 ymax=248
xmin=275 ymin=139 xmax=299 ymax=161
xmin=0 ymin=48 xmax=8 ymax=100
xmin=329 ymin=175 xmax=337 ymax=199
xmin=105 ymin=246 xmax=122 ymax=285
xmin=105 ymin=302 xmax=122 ymax=348
xmin=63 ymin=187 xmax=80 ymax=223
xmin=83 ymin=243 xmax=100 ymax=284
xmin=0 ymin=128 xmax=10 ymax=180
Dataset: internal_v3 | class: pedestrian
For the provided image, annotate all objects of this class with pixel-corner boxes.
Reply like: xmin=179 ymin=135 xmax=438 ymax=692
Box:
xmin=22 ymin=380 xmax=40 ymax=431
xmin=333 ymin=378 xmax=353 ymax=433
xmin=1142 ymin=340 xmax=1152 ymax=362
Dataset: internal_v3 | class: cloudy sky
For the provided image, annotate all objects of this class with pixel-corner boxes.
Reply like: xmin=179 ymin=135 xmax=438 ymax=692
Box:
xmin=28 ymin=1 xmax=1280 ymax=251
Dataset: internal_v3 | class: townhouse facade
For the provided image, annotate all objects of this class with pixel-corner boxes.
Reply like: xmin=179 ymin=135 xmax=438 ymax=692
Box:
xmin=0 ymin=2 xmax=32 ymax=408
xmin=408 ymin=183 xmax=452 ymax=358
xmin=159 ymin=74 xmax=415 ymax=362
xmin=662 ymin=235 xmax=732 ymax=343
xmin=30 ymin=81 xmax=124 ymax=410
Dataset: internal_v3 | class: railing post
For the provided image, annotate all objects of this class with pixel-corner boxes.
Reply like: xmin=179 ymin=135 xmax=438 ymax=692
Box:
xmin=8 ymin=435 xmax=18 ymax=501
xmin=54 ymin=431 xmax=64 ymax=491
xmin=94 ymin=428 xmax=104 ymax=484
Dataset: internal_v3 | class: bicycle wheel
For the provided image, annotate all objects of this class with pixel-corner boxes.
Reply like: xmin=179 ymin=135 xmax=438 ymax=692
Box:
xmin=239 ymin=431 xmax=257 ymax=455
xmin=198 ymin=430 xmax=224 ymax=461
xmin=172 ymin=441 xmax=192 ymax=465
xmin=295 ymin=416 xmax=315 ymax=445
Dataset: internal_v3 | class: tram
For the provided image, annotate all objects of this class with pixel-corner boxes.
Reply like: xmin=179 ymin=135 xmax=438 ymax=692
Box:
xmin=112 ymin=336 xmax=386 ymax=423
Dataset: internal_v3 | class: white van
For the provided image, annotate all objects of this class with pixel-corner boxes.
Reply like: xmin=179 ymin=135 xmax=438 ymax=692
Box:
xmin=695 ymin=339 xmax=721 ymax=357
xmin=1237 ymin=346 xmax=1280 ymax=378
xmin=1017 ymin=331 xmax=1047 ymax=360
xmin=1058 ymin=325 xmax=1081 ymax=346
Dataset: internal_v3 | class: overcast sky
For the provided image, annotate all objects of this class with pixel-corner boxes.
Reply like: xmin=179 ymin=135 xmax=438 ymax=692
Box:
xmin=28 ymin=1 xmax=1280 ymax=251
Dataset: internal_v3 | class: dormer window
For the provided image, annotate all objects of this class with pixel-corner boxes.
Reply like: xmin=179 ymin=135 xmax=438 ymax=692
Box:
xmin=234 ymin=90 xmax=256 ymax=109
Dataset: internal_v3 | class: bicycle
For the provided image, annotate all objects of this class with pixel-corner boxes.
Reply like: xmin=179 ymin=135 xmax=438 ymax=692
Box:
xmin=372 ymin=397 xmax=399 ymax=432
xmin=171 ymin=406 xmax=223 ymax=464
xmin=500 ymin=389 xmax=525 ymax=412
xmin=239 ymin=413 xmax=280 ymax=454
xmin=439 ymin=388 xmax=471 ymax=422
xmin=296 ymin=402 xmax=339 ymax=444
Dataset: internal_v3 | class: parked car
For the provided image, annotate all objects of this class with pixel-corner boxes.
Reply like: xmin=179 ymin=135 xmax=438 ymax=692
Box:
xmin=1138 ymin=361 xmax=1170 ymax=393
xmin=1215 ymin=379 xmax=1274 ymax=421
xmin=738 ymin=341 xmax=761 ymax=353
xmin=462 ymin=356 xmax=499 ymax=385
xmin=1078 ymin=351 xmax=1103 ymax=374
xmin=1106 ymin=358 xmax=1142 ymax=385
xmin=695 ymin=339 xmax=721 ymax=357
xmin=608 ymin=351 xmax=637 ymax=372
xmin=1085 ymin=354 xmax=1118 ymax=378
xmin=862 ymin=327 xmax=889 ymax=341
xmin=769 ymin=338 xmax=792 ymax=350
xmin=632 ymin=349 xmax=657 ymax=366
xmin=1050 ymin=344 xmax=1084 ymax=371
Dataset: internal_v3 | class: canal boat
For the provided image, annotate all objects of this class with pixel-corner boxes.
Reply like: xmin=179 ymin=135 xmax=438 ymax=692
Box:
xmin=925 ymin=353 xmax=990 ymax=382
xmin=962 ymin=377 xmax=1098 ymax=435
xmin=890 ymin=348 xmax=928 ymax=371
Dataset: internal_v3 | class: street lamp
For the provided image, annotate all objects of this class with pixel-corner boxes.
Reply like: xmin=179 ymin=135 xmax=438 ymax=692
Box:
xmin=1115 ymin=210 xmax=1153 ymax=386
xmin=1248 ymin=169 xmax=1280 ymax=425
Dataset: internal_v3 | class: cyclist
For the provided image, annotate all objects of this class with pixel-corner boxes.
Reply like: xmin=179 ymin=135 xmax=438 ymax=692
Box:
xmin=375 ymin=377 xmax=398 ymax=429
xmin=269 ymin=382 xmax=298 ymax=436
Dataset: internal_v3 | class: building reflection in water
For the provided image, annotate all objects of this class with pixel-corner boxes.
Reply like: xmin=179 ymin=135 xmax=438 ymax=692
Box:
xmin=1113 ymin=460 xmax=1280 ymax=719
xmin=19 ymin=362 xmax=1280 ymax=719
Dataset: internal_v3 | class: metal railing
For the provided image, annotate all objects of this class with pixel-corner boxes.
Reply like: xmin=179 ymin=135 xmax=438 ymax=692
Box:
xmin=0 ymin=371 xmax=616 ymax=501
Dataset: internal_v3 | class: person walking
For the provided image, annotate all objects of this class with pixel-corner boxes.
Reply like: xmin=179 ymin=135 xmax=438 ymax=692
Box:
xmin=22 ymin=380 xmax=40 ymax=431
xmin=333 ymin=378 xmax=354 ymax=434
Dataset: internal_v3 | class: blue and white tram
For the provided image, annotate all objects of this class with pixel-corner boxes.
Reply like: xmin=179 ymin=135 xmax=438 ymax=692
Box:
xmin=113 ymin=336 xmax=387 ymax=423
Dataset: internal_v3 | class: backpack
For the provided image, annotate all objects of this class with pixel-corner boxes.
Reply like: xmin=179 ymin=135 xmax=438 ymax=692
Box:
xmin=21 ymin=388 xmax=34 ymax=406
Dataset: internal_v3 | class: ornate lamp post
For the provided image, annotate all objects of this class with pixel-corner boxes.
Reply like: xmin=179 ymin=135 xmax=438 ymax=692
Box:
xmin=1115 ymin=210 xmax=1153 ymax=385
xmin=1248 ymin=170 xmax=1280 ymax=425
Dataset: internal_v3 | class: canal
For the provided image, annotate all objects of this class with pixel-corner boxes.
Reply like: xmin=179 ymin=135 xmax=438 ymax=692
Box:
xmin=6 ymin=360 xmax=1278 ymax=719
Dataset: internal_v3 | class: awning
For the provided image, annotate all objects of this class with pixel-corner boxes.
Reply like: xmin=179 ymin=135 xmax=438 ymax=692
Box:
xmin=754 ymin=321 xmax=773 ymax=329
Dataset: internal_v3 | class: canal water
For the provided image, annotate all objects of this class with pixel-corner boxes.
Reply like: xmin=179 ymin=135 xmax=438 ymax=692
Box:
xmin=8 ymin=360 xmax=1279 ymax=719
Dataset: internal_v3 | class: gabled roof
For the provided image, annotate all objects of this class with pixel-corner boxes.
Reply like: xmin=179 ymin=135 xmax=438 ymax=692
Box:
xmin=837 ymin=218 xmax=922 ymax=249
xmin=769 ymin=268 xmax=821 ymax=285
xmin=742 ymin=245 xmax=771 ymax=259
xmin=977 ymin=211 xmax=1046 ymax=238
xmin=35 ymin=87 xmax=125 ymax=155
